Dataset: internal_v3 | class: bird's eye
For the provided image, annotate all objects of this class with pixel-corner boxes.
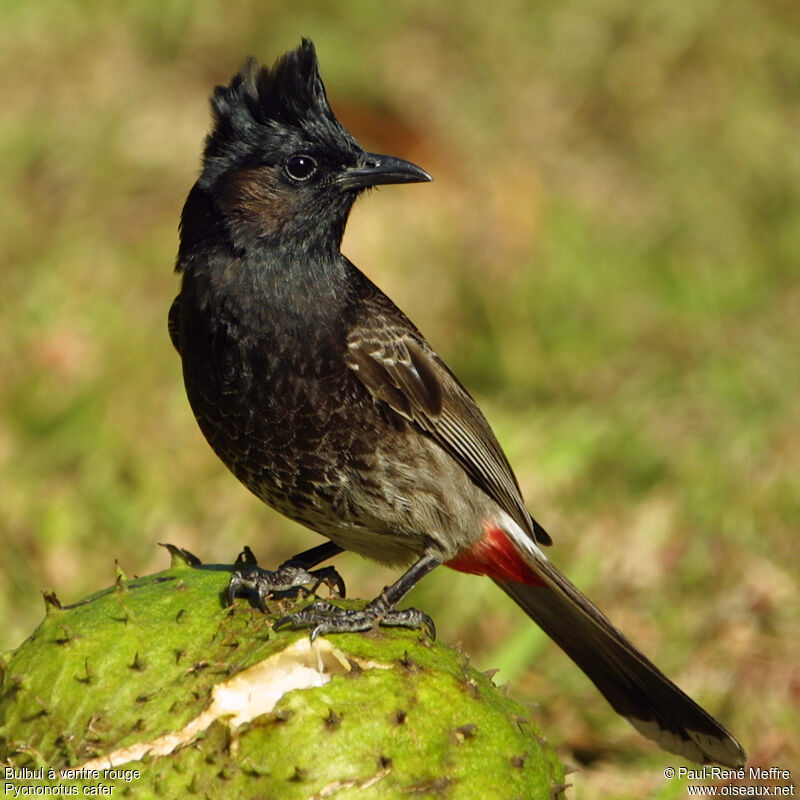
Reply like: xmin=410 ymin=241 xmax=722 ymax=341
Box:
xmin=285 ymin=154 xmax=318 ymax=181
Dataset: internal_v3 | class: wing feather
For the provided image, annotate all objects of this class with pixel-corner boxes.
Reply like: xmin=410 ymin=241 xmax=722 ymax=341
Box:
xmin=346 ymin=301 xmax=551 ymax=546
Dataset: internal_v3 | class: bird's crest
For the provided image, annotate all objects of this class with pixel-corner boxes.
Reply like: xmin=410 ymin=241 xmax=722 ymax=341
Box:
xmin=200 ymin=38 xmax=360 ymax=185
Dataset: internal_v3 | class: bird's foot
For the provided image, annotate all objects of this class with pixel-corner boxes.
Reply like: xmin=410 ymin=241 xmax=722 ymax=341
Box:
xmin=227 ymin=546 xmax=346 ymax=610
xmin=274 ymin=598 xmax=436 ymax=640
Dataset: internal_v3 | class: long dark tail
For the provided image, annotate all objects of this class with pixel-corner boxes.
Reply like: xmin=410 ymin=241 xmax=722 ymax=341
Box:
xmin=494 ymin=558 xmax=746 ymax=766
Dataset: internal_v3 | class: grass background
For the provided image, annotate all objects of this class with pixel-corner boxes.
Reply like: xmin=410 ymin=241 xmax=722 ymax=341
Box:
xmin=1 ymin=1 xmax=798 ymax=795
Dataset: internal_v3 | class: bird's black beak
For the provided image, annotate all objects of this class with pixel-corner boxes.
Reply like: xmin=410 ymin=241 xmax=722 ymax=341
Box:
xmin=337 ymin=153 xmax=432 ymax=190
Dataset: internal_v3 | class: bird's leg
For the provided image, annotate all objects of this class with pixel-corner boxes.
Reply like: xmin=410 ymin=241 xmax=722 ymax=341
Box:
xmin=275 ymin=552 xmax=440 ymax=639
xmin=227 ymin=542 xmax=346 ymax=610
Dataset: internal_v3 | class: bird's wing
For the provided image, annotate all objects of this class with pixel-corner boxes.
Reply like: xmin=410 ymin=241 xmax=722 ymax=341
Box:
xmin=168 ymin=294 xmax=182 ymax=354
xmin=346 ymin=296 xmax=551 ymax=546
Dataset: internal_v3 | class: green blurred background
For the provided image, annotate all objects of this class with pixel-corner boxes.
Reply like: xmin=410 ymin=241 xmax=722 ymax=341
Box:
xmin=1 ymin=1 xmax=798 ymax=795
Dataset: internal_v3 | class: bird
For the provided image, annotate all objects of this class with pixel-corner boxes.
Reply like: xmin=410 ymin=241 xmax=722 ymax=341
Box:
xmin=169 ymin=38 xmax=746 ymax=767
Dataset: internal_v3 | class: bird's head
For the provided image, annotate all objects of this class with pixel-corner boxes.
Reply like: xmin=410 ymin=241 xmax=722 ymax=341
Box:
xmin=197 ymin=39 xmax=431 ymax=253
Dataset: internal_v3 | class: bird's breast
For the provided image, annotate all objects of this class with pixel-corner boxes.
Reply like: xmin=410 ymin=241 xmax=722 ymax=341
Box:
xmin=179 ymin=287 xmax=385 ymax=504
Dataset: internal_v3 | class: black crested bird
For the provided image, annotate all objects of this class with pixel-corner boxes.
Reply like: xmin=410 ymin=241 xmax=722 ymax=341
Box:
xmin=170 ymin=39 xmax=745 ymax=767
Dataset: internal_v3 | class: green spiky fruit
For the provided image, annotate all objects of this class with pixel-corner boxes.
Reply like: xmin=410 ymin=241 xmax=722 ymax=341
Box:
xmin=0 ymin=547 xmax=564 ymax=798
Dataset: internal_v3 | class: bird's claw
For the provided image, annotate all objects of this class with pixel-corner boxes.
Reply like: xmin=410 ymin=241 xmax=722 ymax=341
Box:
xmin=227 ymin=550 xmax=346 ymax=609
xmin=274 ymin=599 xmax=436 ymax=640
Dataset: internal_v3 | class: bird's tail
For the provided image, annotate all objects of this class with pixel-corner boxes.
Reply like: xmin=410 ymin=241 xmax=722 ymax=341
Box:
xmin=493 ymin=556 xmax=746 ymax=766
